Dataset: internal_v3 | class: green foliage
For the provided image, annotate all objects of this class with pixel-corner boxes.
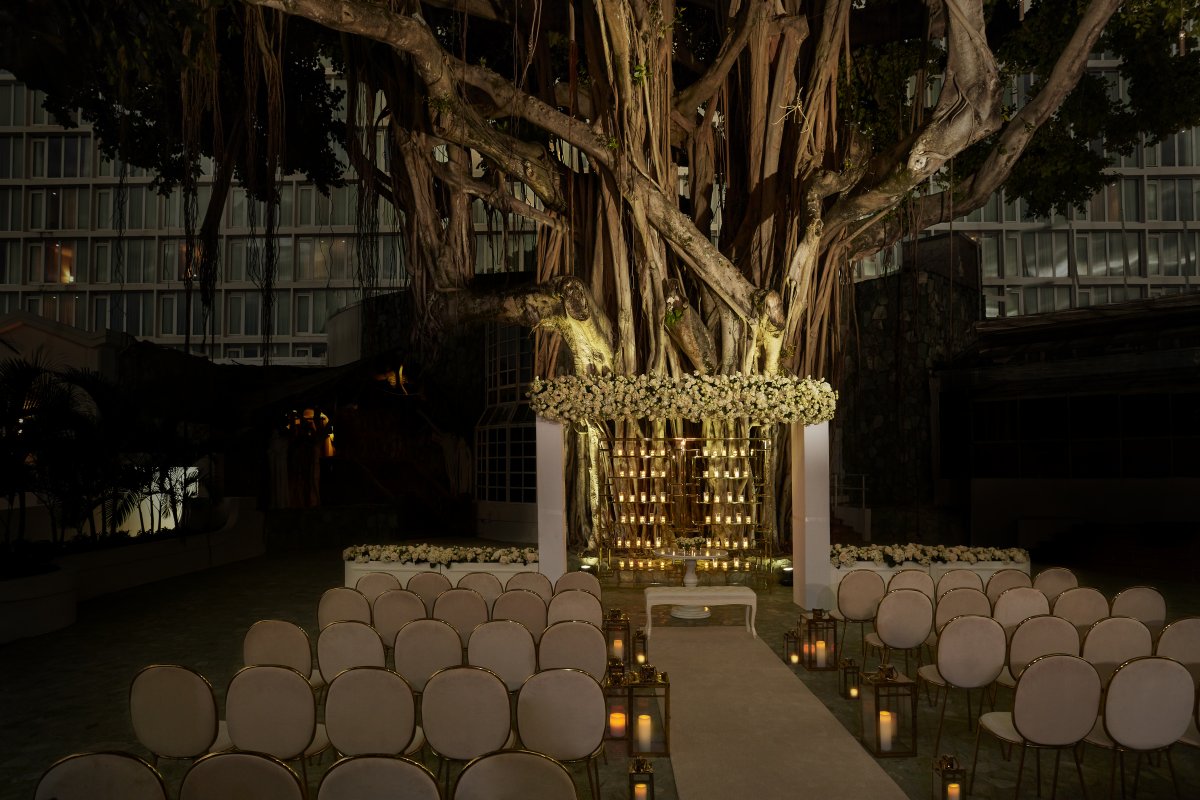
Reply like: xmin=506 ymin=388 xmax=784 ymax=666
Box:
xmin=664 ymin=307 xmax=684 ymax=328
xmin=632 ymin=63 xmax=652 ymax=86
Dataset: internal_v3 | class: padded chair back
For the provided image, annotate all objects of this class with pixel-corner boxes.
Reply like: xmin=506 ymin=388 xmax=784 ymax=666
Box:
xmin=318 ymin=755 xmax=439 ymax=800
xmin=546 ymin=589 xmax=604 ymax=628
xmin=874 ymin=588 xmax=933 ymax=651
xmin=129 ymin=665 xmax=221 ymax=760
xmin=1081 ymin=616 xmax=1153 ymax=685
xmin=837 ymin=569 xmax=886 ymax=623
xmin=992 ymin=586 xmax=1050 ymax=638
xmin=468 ymin=619 xmax=538 ymax=692
xmin=985 ymin=569 xmax=1033 ymax=606
xmin=318 ymin=620 xmax=385 ymax=682
xmin=936 ymin=615 xmax=1006 ymax=690
xmin=888 ymin=569 xmax=935 ymax=602
xmin=35 ymin=752 xmax=167 ymax=800
xmin=1032 ymin=567 xmax=1078 ymax=603
xmin=393 ymin=618 xmax=463 ymax=692
xmin=433 ymin=587 xmax=490 ymax=647
xmin=553 ymin=571 xmax=602 ymax=599
xmin=538 ymin=620 xmax=609 ymax=681
xmin=371 ymin=589 xmax=427 ymax=645
xmin=1011 ymin=655 xmax=1102 ymax=747
xmin=453 ymin=750 xmax=578 ymax=800
xmin=505 ymin=571 xmax=553 ymax=602
xmin=318 ymin=587 xmax=372 ymax=629
xmin=225 ymin=665 xmax=318 ymax=761
xmin=936 ymin=568 xmax=984 ymax=599
xmin=1111 ymin=586 xmax=1167 ymax=637
xmin=179 ymin=751 xmax=303 ymax=800
xmin=933 ymin=588 xmax=991 ymax=633
xmin=324 ymin=667 xmax=417 ymax=757
xmin=516 ymin=669 xmax=606 ymax=762
xmin=493 ymin=589 xmax=548 ymax=643
xmin=1007 ymin=614 xmax=1080 ymax=680
xmin=1156 ymin=616 xmax=1200 ymax=685
xmin=456 ymin=572 xmax=505 ymax=612
xmin=244 ymin=620 xmax=316 ymax=677
xmin=407 ymin=571 xmax=453 ymax=615
xmin=1103 ymin=656 xmax=1195 ymax=752
xmin=1051 ymin=587 xmax=1110 ymax=636
xmin=355 ymin=572 xmax=402 ymax=605
xmin=422 ymin=666 xmax=512 ymax=762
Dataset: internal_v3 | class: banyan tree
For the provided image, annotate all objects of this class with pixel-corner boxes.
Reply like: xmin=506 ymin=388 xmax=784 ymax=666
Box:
xmin=4 ymin=0 xmax=1198 ymax=551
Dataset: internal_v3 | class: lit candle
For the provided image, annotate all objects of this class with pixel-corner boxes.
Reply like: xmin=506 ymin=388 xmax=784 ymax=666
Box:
xmin=946 ymin=784 xmax=961 ymax=800
xmin=637 ymin=714 xmax=652 ymax=752
xmin=640 ymin=493 xmax=647 ymax=503
xmin=705 ymin=515 xmax=712 ymax=525
xmin=634 ymin=783 xmax=648 ymax=800
xmin=619 ymin=493 xmax=626 ymax=502
xmin=879 ymin=711 xmax=894 ymax=752
xmin=816 ymin=640 xmax=827 ymax=668
xmin=726 ymin=492 xmax=733 ymax=503
xmin=613 ymin=639 xmax=624 ymax=660
xmin=609 ymin=711 xmax=627 ymax=738
xmin=849 ymin=686 xmax=859 ymax=699
xmin=724 ymin=470 xmax=731 ymax=478
xmin=703 ymin=491 xmax=710 ymax=503
xmin=789 ymin=652 xmax=799 ymax=665
xmin=636 ymin=653 xmax=646 ymax=665
xmin=738 ymin=494 xmax=745 ymax=503
xmin=803 ymin=642 xmax=811 ymax=657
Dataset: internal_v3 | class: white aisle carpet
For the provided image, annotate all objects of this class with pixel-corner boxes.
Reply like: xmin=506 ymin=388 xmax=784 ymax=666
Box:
xmin=649 ymin=627 xmax=908 ymax=800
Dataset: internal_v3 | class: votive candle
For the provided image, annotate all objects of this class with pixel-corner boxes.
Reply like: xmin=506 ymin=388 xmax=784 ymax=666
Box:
xmin=947 ymin=784 xmax=961 ymax=800
xmin=815 ymin=640 xmax=827 ymax=668
xmin=789 ymin=652 xmax=799 ymax=665
xmin=849 ymin=686 xmax=859 ymax=699
xmin=637 ymin=714 xmax=652 ymax=752
xmin=636 ymin=653 xmax=646 ymax=665
xmin=879 ymin=711 xmax=895 ymax=752
xmin=634 ymin=783 xmax=648 ymax=800
xmin=613 ymin=639 xmax=624 ymax=660
xmin=609 ymin=711 xmax=627 ymax=738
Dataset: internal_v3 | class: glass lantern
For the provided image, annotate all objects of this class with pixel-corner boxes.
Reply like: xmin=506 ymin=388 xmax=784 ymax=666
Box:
xmin=633 ymin=628 xmax=649 ymax=666
xmin=860 ymin=665 xmax=918 ymax=757
xmin=932 ymin=755 xmax=967 ymax=800
xmin=802 ymin=609 xmax=838 ymax=671
xmin=629 ymin=757 xmax=655 ymax=800
xmin=839 ymin=658 xmax=860 ymax=699
xmin=783 ymin=628 xmax=802 ymax=666
xmin=628 ymin=667 xmax=670 ymax=757
xmin=604 ymin=609 xmax=632 ymax=667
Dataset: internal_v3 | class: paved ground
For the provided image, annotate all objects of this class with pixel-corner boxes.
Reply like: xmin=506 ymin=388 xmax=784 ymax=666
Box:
xmin=2 ymin=536 xmax=1198 ymax=799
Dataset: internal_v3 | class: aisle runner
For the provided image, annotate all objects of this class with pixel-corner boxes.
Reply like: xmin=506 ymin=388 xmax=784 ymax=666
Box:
xmin=650 ymin=628 xmax=908 ymax=800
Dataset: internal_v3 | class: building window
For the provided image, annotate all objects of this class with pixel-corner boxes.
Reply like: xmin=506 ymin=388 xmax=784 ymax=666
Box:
xmin=29 ymin=134 xmax=91 ymax=178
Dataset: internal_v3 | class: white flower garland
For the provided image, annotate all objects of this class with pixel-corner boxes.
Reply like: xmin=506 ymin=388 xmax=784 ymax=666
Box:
xmin=830 ymin=543 xmax=1029 ymax=568
xmin=528 ymin=372 xmax=838 ymax=425
xmin=343 ymin=544 xmax=539 ymax=567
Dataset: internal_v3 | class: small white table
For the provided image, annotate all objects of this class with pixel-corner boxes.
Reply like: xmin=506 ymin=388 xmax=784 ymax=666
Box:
xmin=644 ymin=586 xmax=757 ymax=637
xmin=654 ymin=549 xmax=728 ymax=619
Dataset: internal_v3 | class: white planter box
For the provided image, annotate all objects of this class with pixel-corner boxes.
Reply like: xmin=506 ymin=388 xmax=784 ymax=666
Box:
xmin=344 ymin=560 xmax=538 ymax=589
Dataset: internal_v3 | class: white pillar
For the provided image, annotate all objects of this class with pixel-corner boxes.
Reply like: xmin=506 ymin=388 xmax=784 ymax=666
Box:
xmin=791 ymin=421 xmax=831 ymax=609
xmin=535 ymin=417 xmax=568 ymax=583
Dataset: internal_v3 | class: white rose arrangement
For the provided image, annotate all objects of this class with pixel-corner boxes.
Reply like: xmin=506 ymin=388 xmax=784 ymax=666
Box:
xmin=343 ymin=544 xmax=539 ymax=566
xmin=528 ymin=372 xmax=837 ymax=425
xmin=829 ymin=543 xmax=1028 ymax=568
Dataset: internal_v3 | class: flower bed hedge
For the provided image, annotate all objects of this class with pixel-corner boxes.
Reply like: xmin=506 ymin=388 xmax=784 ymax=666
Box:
xmin=342 ymin=543 xmax=539 ymax=567
xmin=830 ymin=543 xmax=1028 ymax=569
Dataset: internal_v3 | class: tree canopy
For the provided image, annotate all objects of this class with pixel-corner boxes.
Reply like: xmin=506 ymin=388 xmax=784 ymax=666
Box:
xmin=3 ymin=0 xmax=1197 ymax=380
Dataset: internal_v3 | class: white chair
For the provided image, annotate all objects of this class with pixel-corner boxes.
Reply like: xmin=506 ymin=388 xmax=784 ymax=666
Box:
xmin=538 ymin=620 xmax=609 ymax=682
xmin=456 ymin=572 xmax=505 ymax=613
xmin=553 ymin=570 xmax=602 ymax=599
xmin=970 ymin=654 xmax=1101 ymax=797
xmin=1156 ymin=616 xmax=1200 ymax=685
xmin=991 ymin=586 xmax=1049 ymax=640
xmin=1032 ymin=567 xmax=1078 ymax=603
xmin=35 ymin=752 xmax=167 ymax=800
xmin=224 ymin=665 xmax=330 ymax=787
xmin=129 ymin=665 xmax=231 ymax=765
xmin=916 ymin=615 xmax=1007 ymax=756
xmin=453 ymin=750 xmax=578 ymax=800
xmin=1081 ymin=616 xmax=1153 ymax=686
xmin=925 ymin=587 xmax=991 ymax=652
xmin=985 ymin=568 xmax=1033 ymax=607
xmin=179 ymin=751 xmax=304 ymax=800
xmin=1083 ymin=656 xmax=1194 ymax=798
xmin=493 ymin=589 xmax=548 ymax=643
xmin=1111 ymin=586 xmax=1167 ymax=638
xmin=546 ymin=589 xmax=604 ymax=628
xmin=888 ymin=569 xmax=935 ymax=602
xmin=1051 ymin=586 xmax=1110 ymax=637
xmin=505 ymin=571 xmax=553 ymax=602
xmin=407 ymin=571 xmax=453 ymax=615
xmin=936 ymin=568 xmax=984 ymax=599
xmin=432 ymin=587 xmax=489 ymax=647
xmin=995 ymin=613 xmax=1080 ymax=691
xmin=318 ymin=587 xmax=372 ymax=629
xmin=830 ymin=569 xmax=886 ymax=655
xmin=371 ymin=589 xmax=427 ymax=647
xmin=422 ymin=666 xmax=513 ymax=791
xmin=324 ymin=667 xmax=423 ymax=758
xmin=244 ymin=619 xmax=325 ymax=691
xmin=393 ymin=618 xmax=463 ymax=693
xmin=864 ymin=588 xmax=933 ymax=671
xmin=468 ymin=619 xmax=538 ymax=692
xmin=516 ymin=669 xmax=606 ymax=800
xmin=317 ymin=620 xmax=386 ymax=683
xmin=318 ymin=755 xmax=439 ymax=800
xmin=355 ymin=572 xmax=402 ymax=605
